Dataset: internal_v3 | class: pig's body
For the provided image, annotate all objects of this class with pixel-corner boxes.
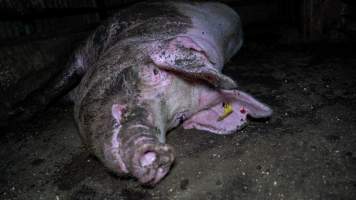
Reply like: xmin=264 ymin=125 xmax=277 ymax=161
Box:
xmin=7 ymin=1 xmax=272 ymax=185
xmin=70 ymin=1 xmax=272 ymax=185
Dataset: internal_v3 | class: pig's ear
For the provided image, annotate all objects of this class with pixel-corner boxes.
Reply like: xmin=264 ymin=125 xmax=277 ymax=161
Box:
xmin=151 ymin=36 xmax=237 ymax=90
xmin=220 ymin=89 xmax=272 ymax=118
xmin=183 ymin=90 xmax=272 ymax=135
xmin=111 ymin=104 xmax=126 ymax=123
xmin=231 ymin=90 xmax=273 ymax=118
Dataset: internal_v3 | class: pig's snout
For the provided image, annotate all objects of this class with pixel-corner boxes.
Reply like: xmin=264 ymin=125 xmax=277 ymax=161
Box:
xmin=135 ymin=143 xmax=174 ymax=185
xmin=140 ymin=151 xmax=157 ymax=167
xmin=123 ymin=133 xmax=175 ymax=185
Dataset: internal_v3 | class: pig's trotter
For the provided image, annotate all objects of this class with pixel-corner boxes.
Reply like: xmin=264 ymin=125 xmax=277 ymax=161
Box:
xmin=123 ymin=135 xmax=174 ymax=185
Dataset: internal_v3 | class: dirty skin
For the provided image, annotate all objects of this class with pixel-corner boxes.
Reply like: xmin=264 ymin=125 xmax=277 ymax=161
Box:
xmin=3 ymin=1 xmax=272 ymax=185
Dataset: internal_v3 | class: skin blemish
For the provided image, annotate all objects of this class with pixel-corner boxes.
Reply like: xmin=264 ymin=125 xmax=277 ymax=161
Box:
xmin=240 ymin=106 xmax=246 ymax=114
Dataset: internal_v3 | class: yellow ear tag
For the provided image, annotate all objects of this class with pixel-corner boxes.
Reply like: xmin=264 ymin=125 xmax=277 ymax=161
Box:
xmin=217 ymin=102 xmax=233 ymax=121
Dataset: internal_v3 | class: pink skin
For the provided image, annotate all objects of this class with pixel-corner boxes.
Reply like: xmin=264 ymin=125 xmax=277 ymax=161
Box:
xmin=118 ymin=33 xmax=270 ymax=184
xmin=103 ymin=104 xmax=128 ymax=173
xmin=104 ymin=3 xmax=268 ymax=185
xmin=140 ymin=152 xmax=156 ymax=167
xmin=175 ymin=2 xmax=243 ymax=68
xmin=65 ymin=1 xmax=266 ymax=187
xmin=149 ymin=36 xmax=271 ymax=136
xmin=108 ymin=55 xmax=272 ymax=185
xmin=108 ymin=66 xmax=272 ymax=184
xmin=183 ymin=89 xmax=272 ymax=134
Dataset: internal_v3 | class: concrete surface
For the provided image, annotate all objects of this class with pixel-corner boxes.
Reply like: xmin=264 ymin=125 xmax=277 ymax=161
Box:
xmin=1 ymin=42 xmax=355 ymax=200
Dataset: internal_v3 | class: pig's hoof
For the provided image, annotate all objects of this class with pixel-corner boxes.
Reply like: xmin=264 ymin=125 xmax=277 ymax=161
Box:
xmin=132 ymin=143 xmax=174 ymax=185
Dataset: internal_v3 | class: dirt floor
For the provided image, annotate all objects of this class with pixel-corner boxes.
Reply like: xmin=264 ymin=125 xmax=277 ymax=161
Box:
xmin=1 ymin=42 xmax=355 ymax=200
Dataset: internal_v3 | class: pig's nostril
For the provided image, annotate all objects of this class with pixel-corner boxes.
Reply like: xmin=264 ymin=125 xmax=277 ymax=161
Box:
xmin=140 ymin=151 xmax=157 ymax=167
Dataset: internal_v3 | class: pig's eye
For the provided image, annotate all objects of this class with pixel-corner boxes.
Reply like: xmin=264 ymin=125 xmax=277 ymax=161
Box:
xmin=153 ymin=68 xmax=159 ymax=75
xmin=141 ymin=64 xmax=168 ymax=86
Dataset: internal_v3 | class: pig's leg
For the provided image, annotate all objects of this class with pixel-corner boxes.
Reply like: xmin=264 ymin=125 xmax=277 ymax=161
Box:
xmin=183 ymin=89 xmax=272 ymax=134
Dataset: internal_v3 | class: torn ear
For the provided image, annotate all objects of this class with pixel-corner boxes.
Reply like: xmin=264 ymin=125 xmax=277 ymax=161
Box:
xmin=111 ymin=104 xmax=126 ymax=123
xmin=151 ymin=36 xmax=237 ymax=90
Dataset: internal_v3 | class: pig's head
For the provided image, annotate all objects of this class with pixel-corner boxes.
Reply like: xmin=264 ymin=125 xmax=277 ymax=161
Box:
xmin=97 ymin=40 xmax=239 ymax=185
xmin=74 ymin=46 xmax=176 ymax=185
xmin=75 ymin=1 xmax=270 ymax=187
xmin=81 ymin=31 xmax=269 ymax=186
xmin=147 ymin=36 xmax=272 ymax=134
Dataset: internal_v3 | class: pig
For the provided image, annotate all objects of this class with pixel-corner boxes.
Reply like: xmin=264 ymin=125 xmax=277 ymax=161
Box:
xmin=7 ymin=1 xmax=272 ymax=185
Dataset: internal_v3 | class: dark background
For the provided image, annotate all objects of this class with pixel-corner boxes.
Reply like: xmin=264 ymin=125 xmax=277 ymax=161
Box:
xmin=0 ymin=0 xmax=354 ymax=45
xmin=0 ymin=0 xmax=355 ymax=111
